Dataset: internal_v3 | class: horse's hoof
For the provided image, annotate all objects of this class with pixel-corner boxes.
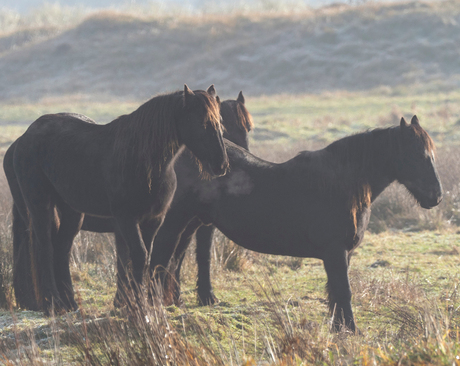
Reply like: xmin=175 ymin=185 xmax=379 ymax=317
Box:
xmin=331 ymin=322 xmax=360 ymax=335
xmin=113 ymin=296 xmax=125 ymax=309
xmin=198 ymin=292 xmax=219 ymax=306
xmin=43 ymin=300 xmax=68 ymax=316
xmin=65 ymin=299 xmax=79 ymax=312
xmin=172 ymin=294 xmax=184 ymax=307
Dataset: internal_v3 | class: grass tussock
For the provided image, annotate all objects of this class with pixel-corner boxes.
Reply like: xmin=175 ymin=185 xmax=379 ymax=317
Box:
xmin=0 ymin=227 xmax=460 ymax=364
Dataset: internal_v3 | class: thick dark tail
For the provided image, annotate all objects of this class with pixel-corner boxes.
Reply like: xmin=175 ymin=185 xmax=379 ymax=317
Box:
xmin=5 ymin=141 xmax=41 ymax=310
xmin=12 ymin=204 xmax=40 ymax=310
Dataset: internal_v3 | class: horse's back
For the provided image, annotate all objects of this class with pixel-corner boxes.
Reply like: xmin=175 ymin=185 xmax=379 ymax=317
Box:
xmin=23 ymin=113 xmax=98 ymax=136
xmin=15 ymin=113 xmax=109 ymax=175
xmin=12 ymin=113 xmax=114 ymax=216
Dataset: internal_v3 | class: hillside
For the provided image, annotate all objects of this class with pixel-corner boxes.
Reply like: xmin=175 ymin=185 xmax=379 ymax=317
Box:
xmin=0 ymin=0 xmax=460 ymax=101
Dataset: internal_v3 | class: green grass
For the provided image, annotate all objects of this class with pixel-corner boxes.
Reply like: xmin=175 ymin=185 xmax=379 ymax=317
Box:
xmin=2 ymin=230 xmax=459 ymax=364
xmin=172 ymin=230 xmax=460 ymax=364
xmin=1 ymin=90 xmax=460 ymax=364
xmin=3 ymin=89 xmax=460 ymax=152
xmin=247 ymin=89 xmax=460 ymax=148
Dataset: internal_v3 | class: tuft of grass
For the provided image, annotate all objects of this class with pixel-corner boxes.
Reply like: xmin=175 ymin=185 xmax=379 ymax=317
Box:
xmin=0 ymin=230 xmax=460 ymax=364
xmin=213 ymin=232 xmax=253 ymax=273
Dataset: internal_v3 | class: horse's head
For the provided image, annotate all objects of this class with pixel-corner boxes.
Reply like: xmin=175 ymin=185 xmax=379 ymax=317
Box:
xmin=396 ymin=115 xmax=442 ymax=209
xmin=220 ymin=91 xmax=253 ymax=150
xmin=178 ymin=84 xmax=228 ymax=177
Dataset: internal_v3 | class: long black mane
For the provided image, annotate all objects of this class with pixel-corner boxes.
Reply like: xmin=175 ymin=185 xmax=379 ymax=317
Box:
xmin=112 ymin=90 xmax=221 ymax=178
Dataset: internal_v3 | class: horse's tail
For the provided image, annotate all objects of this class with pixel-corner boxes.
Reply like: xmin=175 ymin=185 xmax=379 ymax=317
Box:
xmin=12 ymin=203 xmax=41 ymax=310
xmin=5 ymin=140 xmax=41 ymax=310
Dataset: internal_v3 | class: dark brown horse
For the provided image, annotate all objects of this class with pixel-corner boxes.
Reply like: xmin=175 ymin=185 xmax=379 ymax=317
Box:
xmin=149 ymin=116 xmax=442 ymax=332
xmin=4 ymin=85 xmax=228 ymax=314
xmin=83 ymin=92 xmax=253 ymax=307
xmin=8 ymin=92 xmax=251 ymax=311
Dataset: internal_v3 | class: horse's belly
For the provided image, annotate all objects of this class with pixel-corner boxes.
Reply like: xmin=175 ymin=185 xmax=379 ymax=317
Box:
xmin=53 ymin=181 xmax=112 ymax=216
xmin=209 ymin=197 xmax=351 ymax=260
xmin=214 ymin=217 xmax=322 ymax=258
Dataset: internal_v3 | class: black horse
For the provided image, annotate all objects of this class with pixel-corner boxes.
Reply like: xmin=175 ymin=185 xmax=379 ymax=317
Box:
xmin=8 ymin=91 xmax=251 ymax=311
xmin=4 ymin=85 xmax=228 ymax=314
xmin=149 ymin=116 xmax=442 ymax=332
xmin=83 ymin=92 xmax=253 ymax=307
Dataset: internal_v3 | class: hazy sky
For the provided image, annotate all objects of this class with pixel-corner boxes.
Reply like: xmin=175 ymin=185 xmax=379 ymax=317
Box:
xmin=2 ymin=0 xmax=409 ymax=14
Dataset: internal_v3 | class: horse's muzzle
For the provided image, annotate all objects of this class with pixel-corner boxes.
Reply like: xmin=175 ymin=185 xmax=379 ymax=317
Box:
xmin=420 ymin=188 xmax=443 ymax=209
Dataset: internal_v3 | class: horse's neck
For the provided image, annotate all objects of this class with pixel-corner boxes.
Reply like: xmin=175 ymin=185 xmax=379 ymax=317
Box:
xmin=166 ymin=145 xmax=186 ymax=169
xmin=326 ymin=128 xmax=398 ymax=202
xmin=109 ymin=112 xmax=181 ymax=181
xmin=144 ymin=144 xmax=185 ymax=183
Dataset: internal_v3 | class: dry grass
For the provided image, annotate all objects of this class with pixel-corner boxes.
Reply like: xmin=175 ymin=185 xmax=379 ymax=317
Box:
xmin=2 ymin=264 xmax=459 ymax=365
xmin=0 ymin=207 xmax=459 ymax=365
xmin=1 ymin=0 xmax=460 ymax=357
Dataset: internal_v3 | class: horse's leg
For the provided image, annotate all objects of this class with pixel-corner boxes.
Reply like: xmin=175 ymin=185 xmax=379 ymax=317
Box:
xmin=113 ymin=229 xmax=129 ymax=308
xmin=195 ymin=225 xmax=218 ymax=305
xmin=22 ymin=199 xmax=62 ymax=313
xmin=113 ymin=219 xmax=162 ymax=308
xmin=112 ymin=216 xmax=148 ymax=304
xmin=165 ymin=218 xmax=203 ymax=305
xmin=323 ymin=250 xmax=356 ymax=333
xmin=53 ymin=204 xmax=83 ymax=311
xmin=149 ymin=208 xmax=195 ymax=302
xmin=142 ymin=221 xmax=161 ymax=256
xmin=12 ymin=204 xmax=40 ymax=310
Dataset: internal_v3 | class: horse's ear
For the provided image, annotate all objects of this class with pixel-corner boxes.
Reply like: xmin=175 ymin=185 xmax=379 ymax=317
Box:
xmin=400 ymin=117 xmax=409 ymax=128
xmin=184 ymin=84 xmax=195 ymax=107
xmin=216 ymin=95 xmax=221 ymax=106
xmin=411 ymin=115 xmax=420 ymax=126
xmin=237 ymin=91 xmax=245 ymax=104
xmin=206 ymin=84 xmax=216 ymax=98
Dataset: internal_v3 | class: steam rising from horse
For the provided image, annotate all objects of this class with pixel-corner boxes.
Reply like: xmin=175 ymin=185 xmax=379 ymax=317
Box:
xmin=4 ymin=85 xmax=228 ymax=314
xmin=150 ymin=115 xmax=442 ymax=332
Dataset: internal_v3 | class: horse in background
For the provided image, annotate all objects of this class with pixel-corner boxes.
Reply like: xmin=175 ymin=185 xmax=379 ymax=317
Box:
xmin=9 ymin=91 xmax=251 ymax=311
xmin=4 ymin=85 xmax=228 ymax=314
xmin=150 ymin=116 xmax=442 ymax=332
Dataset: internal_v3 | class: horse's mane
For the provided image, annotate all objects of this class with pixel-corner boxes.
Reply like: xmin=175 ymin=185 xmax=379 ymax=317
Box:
xmin=221 ymin=99 xmax=253 ymax=132
xmin=412 ymin=122 xmax=436 ymax=155
xmin=112 ymin=90 xmax=221 ymax=179
xmin=322 ymin=124 xmax=435 ymax=231
xmin=326 ymin=129 xmax=390 ymax=230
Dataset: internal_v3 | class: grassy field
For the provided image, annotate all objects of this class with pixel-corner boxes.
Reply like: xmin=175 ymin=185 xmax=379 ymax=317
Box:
xmin=2 ymin=87 xmax=460 ymax=147
xmin=0 ymin=90 xmax=460 ymax=364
